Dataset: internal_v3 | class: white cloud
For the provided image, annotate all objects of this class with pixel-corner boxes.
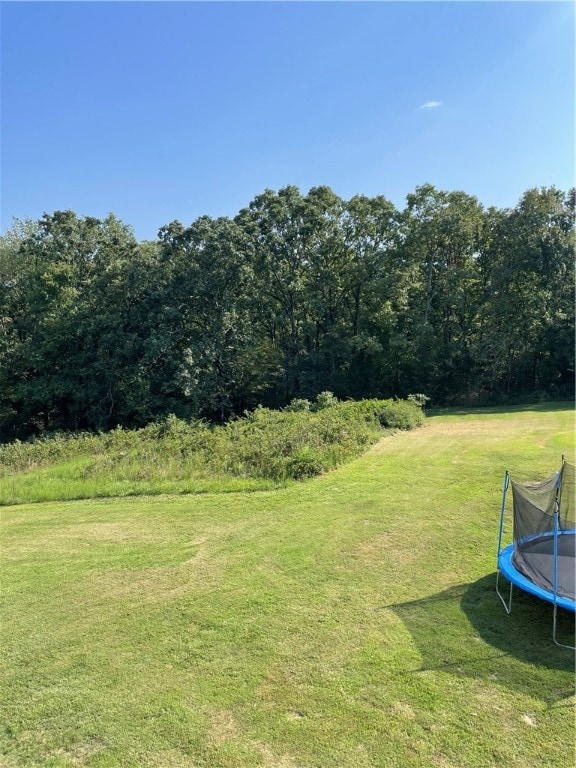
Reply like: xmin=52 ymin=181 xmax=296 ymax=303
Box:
xmin=420 ymin=100 xmax=443 ymax=109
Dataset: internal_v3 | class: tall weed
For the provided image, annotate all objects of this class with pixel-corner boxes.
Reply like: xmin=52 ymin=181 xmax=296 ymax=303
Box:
xmin=0 ymin=397 xmax=424 ymax=503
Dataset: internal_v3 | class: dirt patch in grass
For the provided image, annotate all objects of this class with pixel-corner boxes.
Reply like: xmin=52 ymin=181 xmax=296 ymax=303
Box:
xmin=253 ymin=742 xmax=300 ymax=768
xmin=83 ymin=564 xmax=195 ymax=603
xmin=148 ymin=749 xmax=204 ymax=767
xmin=346 ymin=531 xmax=396 ymax=559
xmin=83 ymin=556 xmax=225 ymax=604
xmin=3 ymin=520 xmax=164 ymax=560
xmin=392 ymin=701 xmax=417 ymax=719
xmin=66 ymin=520 xmax=160 ymax=542
xmin=207 ymin=707 xmax=241 ymax=746
xmin=54 ymin=742 xmax=107 ymax=766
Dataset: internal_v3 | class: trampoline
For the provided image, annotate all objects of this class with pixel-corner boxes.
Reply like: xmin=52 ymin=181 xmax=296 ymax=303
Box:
xmin=496 ymin=459 xmax=575 ymax=648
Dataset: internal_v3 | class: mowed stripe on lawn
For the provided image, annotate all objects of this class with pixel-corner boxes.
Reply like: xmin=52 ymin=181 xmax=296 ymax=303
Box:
xmin=1 ymin=404 xmax=574 ymax=767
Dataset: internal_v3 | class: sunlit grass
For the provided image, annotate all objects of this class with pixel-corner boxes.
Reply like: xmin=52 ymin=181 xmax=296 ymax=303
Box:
xmin=1 ymin=403 xmax=574 ymax=767
xmin=0 ymin=399 xmax=423 ymax=506
xmin=0 ymin=458 xmax=278 ymax=505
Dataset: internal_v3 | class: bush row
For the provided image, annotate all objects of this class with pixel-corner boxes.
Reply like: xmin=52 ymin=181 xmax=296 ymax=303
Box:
xmin=0 ymin=394 xmax=425 ymax=481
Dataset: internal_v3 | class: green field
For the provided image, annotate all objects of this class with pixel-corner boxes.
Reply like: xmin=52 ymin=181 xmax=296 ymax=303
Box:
xmin=1 ymin=404 xmax=574 ymax=767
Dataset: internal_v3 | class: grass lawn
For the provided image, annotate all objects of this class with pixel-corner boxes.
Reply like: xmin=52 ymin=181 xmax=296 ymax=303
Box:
xmin=1 ymin=404 xmax=574 ymax=767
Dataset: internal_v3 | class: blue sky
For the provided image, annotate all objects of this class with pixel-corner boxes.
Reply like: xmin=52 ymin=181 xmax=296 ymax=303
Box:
xmin=1 ymin=1 xmax=574 ymax=241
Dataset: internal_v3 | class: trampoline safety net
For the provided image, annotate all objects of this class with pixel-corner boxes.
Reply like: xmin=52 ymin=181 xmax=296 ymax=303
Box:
xmin=511 ymin=461 xmax=575 ymax=601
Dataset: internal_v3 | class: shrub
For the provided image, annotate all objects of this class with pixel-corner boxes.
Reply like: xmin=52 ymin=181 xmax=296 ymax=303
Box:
xmin=285 ymin=449 xmax=326 ymax=479
xmin=284 ymin=398 xmax=311 ymax=413
xmin=367 ymin=399 xmax=425 ymax=430
xmin=407 ymin=393 xmax=430 ymax=409
xmin=0 ymin=397 xmax=424 ymax=489
xmin=312 ymin=391 xmax=339 ymax=411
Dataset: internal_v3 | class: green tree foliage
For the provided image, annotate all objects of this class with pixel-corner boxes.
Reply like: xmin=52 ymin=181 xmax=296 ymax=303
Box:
xmin=474 ymin=187 xmax=575 ymax=399
xmin=398 ymin=185 xmax=485 ymax=401
xmin=235 ymin=186 xmax=402 ymax=401
xmin=0 ymin=184 xmax=573 ymax=441
xmin=0 ymin=212 xmax=160 ymax=436
xmin=235 ymin=186 xmax=320 ymax=401
xmin=156 ymin=215 xmax=274 ymax=420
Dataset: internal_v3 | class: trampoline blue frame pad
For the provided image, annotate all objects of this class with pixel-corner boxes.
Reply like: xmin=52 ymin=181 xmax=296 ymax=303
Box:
xmin=498 ymin=537 xmax=575 ymax=613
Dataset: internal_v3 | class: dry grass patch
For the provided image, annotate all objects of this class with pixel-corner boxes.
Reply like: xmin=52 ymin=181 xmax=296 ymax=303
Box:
xmin=253 ymin=742 xmax=301 ymax=768
xmin=206 ymin=708 xmax=242 ymax=746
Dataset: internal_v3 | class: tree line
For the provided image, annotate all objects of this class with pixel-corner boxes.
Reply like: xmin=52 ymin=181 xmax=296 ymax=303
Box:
xmin=0 ymin=183 xmax=574 ymax=441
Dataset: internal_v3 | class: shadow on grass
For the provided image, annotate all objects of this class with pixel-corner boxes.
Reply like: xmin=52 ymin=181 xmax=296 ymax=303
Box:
xmin=389 ymin=574 xmax=575 ymax=705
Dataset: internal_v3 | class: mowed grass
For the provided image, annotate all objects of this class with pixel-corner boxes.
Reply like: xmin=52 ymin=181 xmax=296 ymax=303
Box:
xmin=1 ymin=404 xmax=574 ymax=767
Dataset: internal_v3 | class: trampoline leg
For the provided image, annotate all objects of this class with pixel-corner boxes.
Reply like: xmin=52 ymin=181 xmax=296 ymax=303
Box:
xmin=552 ymin=604 xmax=576 ymax=651
xmin=496 ymin=570 xmax=513 ymax=615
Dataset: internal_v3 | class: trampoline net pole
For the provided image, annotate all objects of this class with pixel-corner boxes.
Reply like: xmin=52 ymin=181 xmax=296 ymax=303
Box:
xmin=496 ymin=570 xmax=513 ymax=615
xmin=553 ymin=510 xmax=559 ymax=603
xmin=496 ymin=471 xmax=510 ymax=565
xmin=552 ymin=459 xmax=575 ymax=650
xmin=552 ymin=603 xmax=576 ymax=650
xmin=496 ymin=471 xmax=513 ymax=614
